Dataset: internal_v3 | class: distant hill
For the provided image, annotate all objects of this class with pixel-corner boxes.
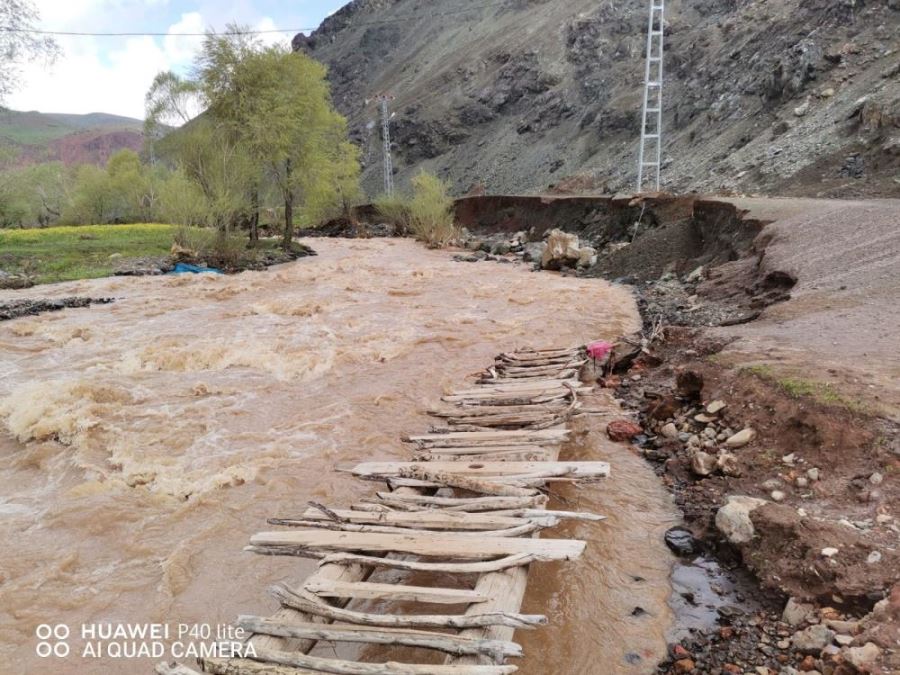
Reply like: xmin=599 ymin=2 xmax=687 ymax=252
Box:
xmin=0 ymin=109 xmax=145 ymax=168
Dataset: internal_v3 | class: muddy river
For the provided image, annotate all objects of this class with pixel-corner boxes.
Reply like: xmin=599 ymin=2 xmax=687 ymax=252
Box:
xmin=0 ymin=238 xmax=677 ymax=673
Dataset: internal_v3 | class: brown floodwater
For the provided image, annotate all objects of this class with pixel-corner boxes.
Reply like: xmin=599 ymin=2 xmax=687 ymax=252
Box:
xmin=0 ymin=238 xmax=676 ymax=673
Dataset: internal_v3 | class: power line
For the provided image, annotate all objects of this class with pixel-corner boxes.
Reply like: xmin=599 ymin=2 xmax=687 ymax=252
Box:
xmin=0 ymin=1 xmax=512 ymax=38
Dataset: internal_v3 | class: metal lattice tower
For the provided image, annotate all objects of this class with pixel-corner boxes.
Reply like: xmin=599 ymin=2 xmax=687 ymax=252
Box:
xmin=637 ymin=0 xmax=665 ymax=192
xmin=378 ymin=95 xmax=395 ymax=196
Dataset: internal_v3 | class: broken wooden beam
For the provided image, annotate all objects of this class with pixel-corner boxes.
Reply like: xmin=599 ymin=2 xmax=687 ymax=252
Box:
xmin=236 ymin=616 xmax=522 ymax=661
xmin=271 ymin=584 xmax=547 ymax=630
xmin=248 ymin=531 xmax=586 ymax=561
xmin=351 ymin=461 xmax=610 ymax=480
xmin=279 ymin=508 xmax=531 ymax=531
xmin=304 ymin=579 xmax=488 ymax=605
xmin=318 ymin=552 xmax=540 ymax=575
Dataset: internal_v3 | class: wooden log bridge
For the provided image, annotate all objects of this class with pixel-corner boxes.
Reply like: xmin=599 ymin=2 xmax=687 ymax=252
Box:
xmin=156 ymin=344 xmax=611 ymax=675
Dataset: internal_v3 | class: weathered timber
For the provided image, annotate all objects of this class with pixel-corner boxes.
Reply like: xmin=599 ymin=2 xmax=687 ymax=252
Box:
xmin=305 ymin=579 xmax=488 ymax=604
xmin=318 ymin=552 xmax=539 ymax=574
xmin=393 ymin=467 xmax=539 ymax=497
xmin=200 ymin=657 xmax=322 ymax=675
xmin=407 ymin=444 xmax=550 ymax=456
xmin=287 ymin=508 xmax=529 ymax=530
xmin=271 ymin=519 xmax=548 ymax=538
xmin=271 ymin=584 xmax=547 ymax=630
xmin=155 ymin=663 xmax=202 ymax=675
xmin=236 ymin=616 xmax=522 ymax=661
xmin=246 ymin=646 xmax=520 ymax=675
xmin=488 ymin=508 xmax=607 ymax=522
xmin=249 ymin=531 xmax=585 ymax=560
xmin=373 ymin=493 xmax=546 ymax=510
xmin=353 ymin=461 xmax=610 ymax=480
xmin=403 ymin=429 xmax=569 ymax=443
xmin=417 ymin=450 xmax=552 ymax=462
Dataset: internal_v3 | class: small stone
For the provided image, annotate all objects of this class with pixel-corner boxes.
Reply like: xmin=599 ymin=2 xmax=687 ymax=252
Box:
xmin=771 ymin=490 xmax=786 ymax=502
xmin=661 ymin=422 xmax=679 ymax=439
xmin=843 ymin=642 xmax=882 ymax=672
xmin=807 ymin=468 xmax=820 ymax=481
xmin=664 ymin=527 xmax=697 ymax=556
xmin=673 ymin=657 xmax=695 ymax=673
xmin=672 ymin=644 xmax=692 ymax=659
xmin=707 ymin=400 xmax=727 ymax=414
xmin=796 ymin=476 xmax=809 ymax=488
xmin=869 ymin=472 xmax=883 ymax=485
xmin=834 ymin=634 xmax=853 ymax=646
xmin=717 ymin=451 xmax=741 ymax=477
xmin=825 ymin=619 xmax=860 ymax=634
xmin=783 ymin=597 xmax=815 ymax=626
xmin=783 ymin=453 xmax=796 ymax=465
xmin=820 ymin=87 xmax=835 ymax=98
xmin=821 ymin=547 xmax=839 ymax=557
xmin=792 ymin=624 xmax=835 ymax=654
xmin=726 ymin=428 xmax=756 ymax=448
xmin=762 ymin=478 xmax=782 ymax=491
xmin=691 ymin=451 xmax=716 ymax=477
xmin=687 ymin=434 xmax=701 ymax=447
xmin=607 ymin=420 xmax=643 ymax=442
xmin=704 ymin=427 xmax=717 ymax=440
xmin=777 ymin=639 xmax=791 ymax=649
xmin=694 ymin=413 xmax=715 ymax=423
xmin=866 ymin=551 xmax=882 ymax=564
xmin=756 ymin=667 xmax=772 ymax=675
xmin=876 ymin=514 xmax=892 ymax=524
xmin=798 ymin=655 xmax=817 ymax=671
xmin=677 ymin=432 xmax=691 ymax=443
xmin=715 ymin=496 xmax=767 ymax=544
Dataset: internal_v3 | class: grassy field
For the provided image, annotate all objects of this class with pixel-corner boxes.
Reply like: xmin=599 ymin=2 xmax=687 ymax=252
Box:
xmin=0 ymin=224 xmax=176 ymax=284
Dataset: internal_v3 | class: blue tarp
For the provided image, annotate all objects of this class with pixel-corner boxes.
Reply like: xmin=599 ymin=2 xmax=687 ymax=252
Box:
xmin=169 ymin=263 xmax=224 ymax=275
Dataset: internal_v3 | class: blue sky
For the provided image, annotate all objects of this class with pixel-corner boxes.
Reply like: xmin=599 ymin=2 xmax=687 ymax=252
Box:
xmin=8 ymin=0 xmax=346 ymax=119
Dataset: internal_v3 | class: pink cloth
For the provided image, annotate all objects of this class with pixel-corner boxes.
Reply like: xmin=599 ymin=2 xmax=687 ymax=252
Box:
xmin=587 ymin=340 xmax=613 ymax=360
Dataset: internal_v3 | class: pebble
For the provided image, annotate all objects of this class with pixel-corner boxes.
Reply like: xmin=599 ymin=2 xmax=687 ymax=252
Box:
xmin=834 ymin=634 xmax=854 ymax=646
xmin=703 ymin=427 xmax=717 ymax=440
xmin=726 ymin=428 xmax=756 ymax=448
xmin=692 ymin=451 xmax=716 ymax=477
xmin=707 ymin=400 xmax=727 ymax=414
xmin=673 ymin=657 xmax=695 ymax=673
xmin=694 ymin=414 xmax=715 ymax=423
xmin=661 ymin=422 xmax=679 ymax=439
xmin=870 ymin=472 xmax=883 ymax=485
xmin=807 ymin=468 xmax=820 ymax=481
xmin=664 ymin=527 xmax=698 ymax=556
xmin=844 ymin=642 xmax=883 ymax=671
xmin=821 ymin=547 xmax=839 ymax=557
xmin=876 ymin=514 xmax=893 ymax=524
xmin=796 ymin=476 xmax=809 ymax=488
xmin=771 ymin=490 xmax=786 ymax=502
xmin=866 ymin=551 xmax=882 ymax=564
xmin=782 ymin=453 xmax=796 ymax=465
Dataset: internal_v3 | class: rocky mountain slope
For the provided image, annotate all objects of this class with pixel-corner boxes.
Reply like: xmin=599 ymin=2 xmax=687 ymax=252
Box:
xmin=295 ymin=0 xmax=900 ymax=198
xmin=0 ymin=109 xmax=143 ymax=168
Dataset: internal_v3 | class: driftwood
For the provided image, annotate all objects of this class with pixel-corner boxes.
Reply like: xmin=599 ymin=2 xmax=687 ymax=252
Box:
xmin=247 ymin=646 xmax=520 ymax=675
xmin=354 ymin=461 xmax=610 ymax=480
xmin=236 ymin=616 xmax=522 ymax=661
xmin=318 ymin=552 xmax=540 ymax=574
xmin=416 ymin=450 xmax=552 ymax=462
xmin=272 ymin=584 xmax=547 ymax=630
xmin=249 ymin=530 xmax=585 ymax=560
xmin=393 ymin=467 xmax=539 ymax=497
xmin=373 ymin=493 xmax=547 ymax=510
xmin=288 ymin=508 xmax=528 ymax=530
xmin=304 ymin=579 xmax=488 ymax=604
xmin=406 ymin=444 xmax=550 ymax=457
xmin=155 ymin=663 xmax=202 ymax=675
xmin=268 ymin=518 xmax=547 ymax=538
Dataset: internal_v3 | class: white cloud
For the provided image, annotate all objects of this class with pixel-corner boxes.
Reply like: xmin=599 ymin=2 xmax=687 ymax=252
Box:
xmin=7 ymin=5 xmax=291 ymax=119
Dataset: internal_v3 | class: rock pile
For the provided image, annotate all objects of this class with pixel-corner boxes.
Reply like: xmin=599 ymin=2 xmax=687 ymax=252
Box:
xmin=454 ymin=227 xmax=597 ymax=272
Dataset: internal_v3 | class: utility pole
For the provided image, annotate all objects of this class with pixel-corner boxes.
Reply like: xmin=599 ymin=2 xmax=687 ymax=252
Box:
xmin=636 ymin=0 xmax=665 ymax=192
xmin=377 ymin=94 xmax=395 ymax=196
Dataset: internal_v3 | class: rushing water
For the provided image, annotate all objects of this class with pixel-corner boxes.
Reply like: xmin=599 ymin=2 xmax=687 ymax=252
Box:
xmin=0 ymin=238 xmax=675 ymax=673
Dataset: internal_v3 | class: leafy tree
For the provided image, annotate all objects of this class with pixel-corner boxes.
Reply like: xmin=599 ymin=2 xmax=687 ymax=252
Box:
xmin=0 ymin=0 xmax=59 ymax=102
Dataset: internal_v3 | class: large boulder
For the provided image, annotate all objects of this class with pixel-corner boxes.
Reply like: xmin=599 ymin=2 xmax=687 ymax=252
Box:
xmin=541 ymin=229 xmax=582 ymax=270
xmin=715 ymin=496 xmax=767 ymax=544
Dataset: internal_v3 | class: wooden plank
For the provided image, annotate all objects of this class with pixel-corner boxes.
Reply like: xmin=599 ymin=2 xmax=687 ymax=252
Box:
xmin=391 ymin=467 xmax=541 ymax=497
xmin=229 ymin=647 xmax=519 ymax=675
xmin=407 ymin=445 xmax=550 ymax=456
xmin=404 ymin=429 xmax=569 ymax=443
xmin=285 ymin=508 xmax=529 ymax=530
xmin=305 ymin=579 xmax=488 ymax=605
xmin=318 ymin=552 xmax=539 ymax=574
xmin=272 ymin=584 xmax=546 ymax=630
xmin=374 ymin=493 xmax=546 ymax=509
xmin=236 ymin=617 xmax=522 ymax=661
xmin=418 ymin=449 xmax=553 ymax=463
xmin=249 ymin=531 xmax=586 ymax=561
xmin=351 ymin=461 xmax=610 ymax=479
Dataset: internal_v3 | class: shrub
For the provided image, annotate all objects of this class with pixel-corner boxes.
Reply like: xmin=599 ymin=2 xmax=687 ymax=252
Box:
xmin=375 ymin=173 xmax=457 ymax=247
xmin=172 ymin=225 xmax=248 ymax=269
xmin=408 ymin=172 xmax=457 ymax=248
xmin=374 ymin=193 xmax=411 ymax=233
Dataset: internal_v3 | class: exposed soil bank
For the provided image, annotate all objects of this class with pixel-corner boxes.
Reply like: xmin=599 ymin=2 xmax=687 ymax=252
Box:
xmin=0 ymin=296 xmax=114 ymax=321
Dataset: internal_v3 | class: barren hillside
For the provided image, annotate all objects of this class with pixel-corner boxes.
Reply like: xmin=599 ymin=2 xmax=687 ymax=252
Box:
xmin=295 ymin=0 xmax=900 ymax=198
